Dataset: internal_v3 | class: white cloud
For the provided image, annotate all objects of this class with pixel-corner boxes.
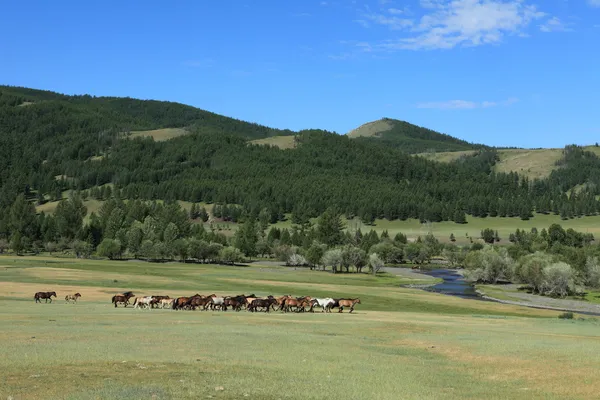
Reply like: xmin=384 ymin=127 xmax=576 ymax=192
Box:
xmin=588 ymin=0 xmax=600 ymax=7
xmin=363 ymin=12 xmax=413 ymax=30
xmin=539 ymin=17 xmax=572 ymax=32
xmin=354 ymin=0 xmax=550 ymax=50
xmin=417 ymin=97 xmax=519 ymax=109
xmin=388 ymin=8 xmax=406 ymax=15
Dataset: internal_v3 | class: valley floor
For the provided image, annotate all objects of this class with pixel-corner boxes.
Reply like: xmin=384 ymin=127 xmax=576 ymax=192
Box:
xmin=1 ymin=256 xmax=599 ymax=400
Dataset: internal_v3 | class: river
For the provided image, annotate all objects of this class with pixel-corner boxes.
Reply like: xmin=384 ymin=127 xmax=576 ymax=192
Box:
xmin=419 ymin=269 xmax=481 ymax=299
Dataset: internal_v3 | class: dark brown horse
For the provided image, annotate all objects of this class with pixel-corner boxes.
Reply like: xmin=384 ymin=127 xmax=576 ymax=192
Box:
xmin=337 ymin=298 xmax=361 ymax=313
xmin=248 ymin=298 xmax=277 ymax=313
xmin=34 ymin=291 xmax=57 ymax=303
xmin=65 ymin=293 xmax=82 ymax=303
xmin=111 ymin=291 xmax=135 ymax=308
xmin=224 ymin=295 xmax=246 ymax=311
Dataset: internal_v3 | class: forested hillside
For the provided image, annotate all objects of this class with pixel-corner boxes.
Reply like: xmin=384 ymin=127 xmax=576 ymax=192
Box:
xmin=0 ymin=86 xmax=292 ymax=207
xmin=1 ymin=85 xmax=600 ymax=237
xmin=348 ymin=118 xmax=484 ymax=153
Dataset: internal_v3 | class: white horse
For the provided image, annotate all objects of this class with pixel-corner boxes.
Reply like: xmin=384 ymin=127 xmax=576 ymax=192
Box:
xmin=312 ymin=298 xmax=335 ymax=313
xmin=209 ymin=296 xmax=225 ymax=311
xmin=160 ymin=298 xmax=174 ymax=309
xmin=133 ymin=296 xmax=153 ymax=309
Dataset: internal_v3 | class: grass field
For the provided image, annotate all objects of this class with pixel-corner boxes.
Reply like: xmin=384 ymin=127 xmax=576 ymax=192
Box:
xmin=128 ymin=128 xmax=189 ymax=142
xmin=249 ymin=135 xmax=297 ymax=149
xmin=417 ymin=145 xmax=600 ymax=179
xmin=1 ymin=256 xmax=600 ymax=399
xmin=272 ymin=214 xmax=600 ymax=244
xmin=347 ymin=119 xmax=393 ymax=138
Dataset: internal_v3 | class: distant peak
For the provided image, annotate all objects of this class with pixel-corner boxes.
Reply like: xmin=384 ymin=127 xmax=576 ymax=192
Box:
xmin=347 ymin=119 xmax=394 ymax=138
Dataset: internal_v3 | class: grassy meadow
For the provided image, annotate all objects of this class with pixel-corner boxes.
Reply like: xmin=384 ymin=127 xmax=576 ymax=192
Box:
xmin=1 ymin=256 xmax=600 ymax=399
xmin=418 ymin=145 xmax=600 ymax=179
xmin=272 ymin=214 xmax=600 ymax=244
xmin=249 ymin=135 xmax=296 ymax=149
xmin=127 ymin=128 xmax=189 ymax=141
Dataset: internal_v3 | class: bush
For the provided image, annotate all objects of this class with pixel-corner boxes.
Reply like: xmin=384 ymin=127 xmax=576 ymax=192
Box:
xmin=558 ymin=312 xmax=574 ymax=320
xmin=287 ymin=253 xmax=307 ymax=267
xmin=541 ymin=262 xmax=575 ymax=298
xmin=97 ymin=238 xmax=122 ymax=260
xmin=585 ymin=257 xmax=600 ymax=289
xmin=463 ymin=246 xmax=514 ymax=284
xmin=368 ymin=253 xmax=385 ymax=275
xmin=515 ymin=252 xmax=554 ymax=293
xmin=219 ymin=246 xmax=244 ymax=265
xmin=321 ymin=249 xmax=343 ymax=272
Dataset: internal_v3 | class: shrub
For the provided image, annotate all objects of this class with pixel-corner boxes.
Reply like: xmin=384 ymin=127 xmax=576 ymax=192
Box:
xmin=321 ymin=249 xmax=343 ymax=272
xmin=558 ymin=312 xmax=574 ymax=320
xmin=287 ymin=253 xmax=307 ymax=267
xmin=515 ymin=252 xmax=554 ymax=293
xmin=219 ymin=246 xmax=244 ymax=265
xmin=463 ymin=246 xmax=514 ymax=284
xmin=585 ymin=257 xmax=600 ymax=289
xmin=368 ymin=253 xmax=385 ymax=275
xmin=541 ymin=262 xmax=575 ymax=298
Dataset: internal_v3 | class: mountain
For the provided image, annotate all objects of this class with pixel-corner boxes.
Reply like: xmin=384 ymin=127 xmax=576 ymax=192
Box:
xmin=347 ymin=118 xmax=484 ymax=153
xmin=1 ymin=86 xmax=600 ymax=228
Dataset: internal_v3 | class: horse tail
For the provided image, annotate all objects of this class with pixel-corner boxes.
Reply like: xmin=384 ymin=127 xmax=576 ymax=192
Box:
xmin=133 ymin=297 xmax=138 ymax=306
xmin=111 ymin=295 xmax=116 ymax=304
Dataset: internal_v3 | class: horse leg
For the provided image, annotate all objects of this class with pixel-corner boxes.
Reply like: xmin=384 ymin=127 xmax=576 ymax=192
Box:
xmin=349 ymin=306 xmax=354 ymax=313
xmin=339 ymin=306 xmax=343 ymax=313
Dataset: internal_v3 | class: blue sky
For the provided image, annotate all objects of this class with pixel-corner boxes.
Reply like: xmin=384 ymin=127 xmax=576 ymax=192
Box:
xmin=1 ymin=0 xmax=599 ymax=148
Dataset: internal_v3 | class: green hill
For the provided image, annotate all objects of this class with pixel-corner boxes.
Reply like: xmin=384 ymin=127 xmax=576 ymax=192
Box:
xmin=347 ymin=118 xmax=484 ymax=153
xmin=1 ymin=86 xmax=600 ymax=228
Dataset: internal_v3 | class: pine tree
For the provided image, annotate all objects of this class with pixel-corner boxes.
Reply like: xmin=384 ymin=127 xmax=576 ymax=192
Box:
xmin=234 ymin=217 xmax=258 ymax=258
xmin=454 ymin=209 xmax=467 ymax=224
xmin=317 ymin=208 xmax=344 ymax=247
xmin=189 ymin=203 xmax=198 ymax=220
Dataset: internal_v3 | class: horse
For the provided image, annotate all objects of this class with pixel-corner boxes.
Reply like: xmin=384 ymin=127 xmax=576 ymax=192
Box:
xmin=248 ymin=298 xmax=277 ymax=313
xmin=296 ymin=296 xmax=313 ymax=312
xmin=34 ymin=291 xmax=57 ymax=303
xmin=133 ymin=296 xmax=153 ymax=309
xmin=312 ymin=298 xmax=335 ymax=313
xmin=224 ymin=296 xmax=246 ymax=312
xmin=209 ymin=296 xmax=226 ymax=311
xmin=282 ymin=297 xmax=307 ymax=313
xmin=274 ymin=295 xmax=291 ymax=311
xmin=337 ymin=298 xmax=361 ymax=313
xmin=159 ymin=298 xmax=174 ymax=309
xmin=173 ymin=296 xmax=190 ymax=310
xmin=150 ymin=295 xmax=170 ymax=308
xmin=185 ymin=295 xmax=211 ymax=310
xmin=112 ymin=291 xmax=135 ymax=308
xmin=65 ymin=293 xmax=82 ymax=303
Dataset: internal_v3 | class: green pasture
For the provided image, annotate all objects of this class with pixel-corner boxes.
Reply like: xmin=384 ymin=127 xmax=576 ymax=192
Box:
xmin=1 ymin=256 xmax=600 ymax=399
xmin=273 ymin=214 xmax=600 ymax=244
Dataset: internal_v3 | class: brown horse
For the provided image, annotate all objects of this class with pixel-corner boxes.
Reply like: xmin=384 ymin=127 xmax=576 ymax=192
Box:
xmin=65 ymin=293 xmax=82 ymax=303
xmin=337 ymin=298 xmax=361 ymax=313
xmin=34 ymin=291 xmax=57 ymax=303
xmin=173 ymin=297 xmax=189 ymax=310
xmin=111 ymin=291 xmax=135 ymax=308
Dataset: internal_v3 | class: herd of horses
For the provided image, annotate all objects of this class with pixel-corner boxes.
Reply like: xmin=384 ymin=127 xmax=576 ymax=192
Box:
xmin=34 ymin=290 xmax=362 ymax=313
xmin=113 ymin=292 xmax=362 ymax=313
